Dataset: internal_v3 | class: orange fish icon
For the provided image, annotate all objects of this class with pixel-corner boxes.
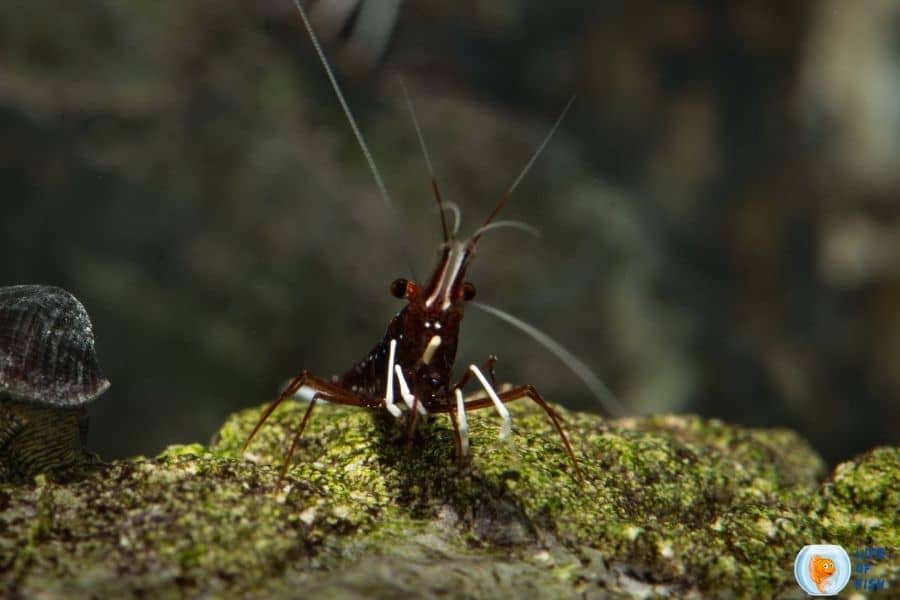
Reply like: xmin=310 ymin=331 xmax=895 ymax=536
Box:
xmin=809 ymin=554 xmax=836 ymax=593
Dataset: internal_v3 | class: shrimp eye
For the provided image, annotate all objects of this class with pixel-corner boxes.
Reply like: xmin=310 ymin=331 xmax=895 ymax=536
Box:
xmin=390 ymin=278 xmax=408 ymax=299
xmin=462 ymin=282 xmax=476 ymax=301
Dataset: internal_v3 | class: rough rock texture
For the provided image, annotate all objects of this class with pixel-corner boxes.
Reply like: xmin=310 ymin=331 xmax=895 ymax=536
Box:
xmin=1 ymin=401 xmax=897 ymax=598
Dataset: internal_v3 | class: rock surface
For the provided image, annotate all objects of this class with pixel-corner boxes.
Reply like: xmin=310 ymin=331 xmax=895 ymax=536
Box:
xmin=1 ymin=400 xmax=897 ymax=598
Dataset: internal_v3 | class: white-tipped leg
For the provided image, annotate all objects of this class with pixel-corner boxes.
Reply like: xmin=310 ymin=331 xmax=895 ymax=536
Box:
xmin=383 ymin=338 xmax=402 ymax=417
xmin=394 ymin=364 xmax=428 ymax=416
xmin=454 ymin=388 xmax=469 ymax=456
xmin=469 ymin=365 xmax=511 ymax=440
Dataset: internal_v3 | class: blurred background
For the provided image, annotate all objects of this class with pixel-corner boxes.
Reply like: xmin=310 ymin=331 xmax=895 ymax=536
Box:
xmin=1 ymin=0 xmax=898 ymax=466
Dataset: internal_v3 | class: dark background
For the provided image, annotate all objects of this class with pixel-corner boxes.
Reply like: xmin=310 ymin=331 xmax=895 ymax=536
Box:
xmin=2 ymin=1 xmax=898 ymax=466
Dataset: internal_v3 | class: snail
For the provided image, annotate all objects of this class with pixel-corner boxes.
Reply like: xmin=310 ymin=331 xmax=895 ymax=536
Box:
xmin=0 ymin=285 xmax=109 ymax=483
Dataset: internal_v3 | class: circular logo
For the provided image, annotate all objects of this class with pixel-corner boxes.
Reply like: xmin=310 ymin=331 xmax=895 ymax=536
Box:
xmin=794 ymin=545 xmax=851 ymax=596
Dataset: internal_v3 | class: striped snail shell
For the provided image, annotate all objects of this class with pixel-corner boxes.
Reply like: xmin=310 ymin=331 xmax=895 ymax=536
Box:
xmin=0 ymin=285 xmax=110 ymax=406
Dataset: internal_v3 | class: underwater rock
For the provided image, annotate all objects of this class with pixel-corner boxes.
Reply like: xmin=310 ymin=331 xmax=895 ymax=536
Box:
xmin=0 ymin=401 xmax=895 ymax=598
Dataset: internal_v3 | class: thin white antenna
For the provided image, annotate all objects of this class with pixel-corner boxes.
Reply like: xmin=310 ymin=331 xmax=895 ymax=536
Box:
xmin=470 ymin=220 xmax=542 ymax=240
xmin=290 ymin=0 xmax=395 ymax=213
xmin=401 ymin=78 xmax=455 ymax=244
xmin=441 ymin=202 xmax=462 ymax=237
xmin=472 ymin=300 xmax=626 ymax=417
xmin=472 ymin=95 xmax=576 ymax=244
xmin=506 ymin=96 xmax=575 ymax=198
xmin=291 ymin=0 xmax=419 ymax=278
xmin=400 ymin=80 xmax=435 ymax=178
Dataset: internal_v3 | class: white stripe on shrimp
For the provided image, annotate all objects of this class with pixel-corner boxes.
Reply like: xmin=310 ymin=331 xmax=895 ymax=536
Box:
xmin=383 ymin=338 xmax=401 ymax=417
xmin=455 ymin=388 xmax=469 ymax=456
xmin=394 ymin=364 xmax=428 ymax=416
xmin=469 ymin=364 xmax=510 ymax=440
xmin=421 ymin=335 xmax=442 ymax=365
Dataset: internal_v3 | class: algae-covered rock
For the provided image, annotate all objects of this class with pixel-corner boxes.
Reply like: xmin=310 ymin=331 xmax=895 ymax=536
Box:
xmin=811 ymin=446 xmax=900 ymax=589
xmin=0 ymin=400 xmax=896 ymax=598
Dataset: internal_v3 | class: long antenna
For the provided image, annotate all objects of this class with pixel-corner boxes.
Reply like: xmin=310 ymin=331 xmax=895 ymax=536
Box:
xmin=509 ymin=95 xmax=575 ymax=198
xmin=291 ymin=0 xmax=394 ymax=214
xmin=473 ymin=300 xmax=626 ymax=417
xmin=291 ymin=0 xmax=420 ymax=277
xmin=401 ymin=80 xmax=450 ymax=242
xmin=472 ymin=96 xmax=576 ymax=244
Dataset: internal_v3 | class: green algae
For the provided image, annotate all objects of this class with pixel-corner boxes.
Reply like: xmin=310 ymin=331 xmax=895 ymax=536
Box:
xmin=1 ymin=399 xmax=896 ymax=598
xmin=812 ymin=446 xmax=900 ymax=587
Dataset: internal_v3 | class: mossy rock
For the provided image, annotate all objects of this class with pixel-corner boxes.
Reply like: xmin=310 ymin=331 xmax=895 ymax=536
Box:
xmin=0 ymin=400 xmax=896 ymax=598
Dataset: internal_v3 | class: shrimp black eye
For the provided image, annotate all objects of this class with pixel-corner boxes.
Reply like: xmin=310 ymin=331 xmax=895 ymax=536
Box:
xmin=463 ymin=282 xmax=476 ymax=301
xmin=390 ymin=278 xmax=408 ymax=299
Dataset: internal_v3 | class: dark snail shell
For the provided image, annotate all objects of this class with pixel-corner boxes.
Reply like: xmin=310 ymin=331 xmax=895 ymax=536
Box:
xmin=0 ymin=285 xmax=110 ymax=407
